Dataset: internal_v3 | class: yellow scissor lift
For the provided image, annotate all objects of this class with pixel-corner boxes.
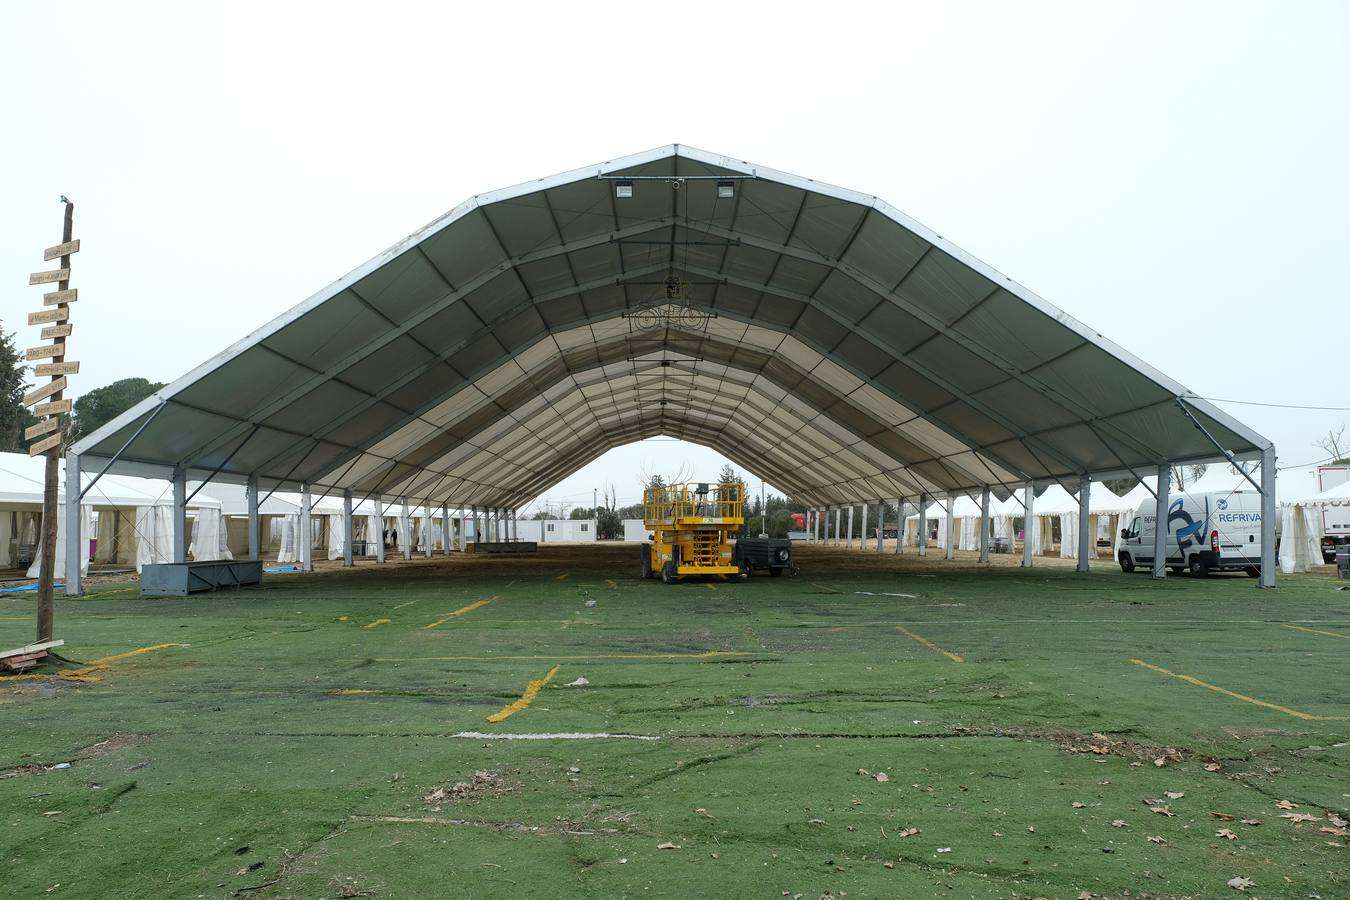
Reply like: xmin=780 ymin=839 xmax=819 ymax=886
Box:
xmin=641 ymin=481 xmax=746 ymax=583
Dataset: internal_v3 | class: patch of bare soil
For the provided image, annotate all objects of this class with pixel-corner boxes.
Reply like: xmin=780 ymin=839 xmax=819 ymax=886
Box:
xmin=421 ymin=770 xmax=514 ymax=809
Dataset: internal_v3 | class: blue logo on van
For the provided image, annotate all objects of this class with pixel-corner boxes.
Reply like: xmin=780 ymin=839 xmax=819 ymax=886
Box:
xmin=1169 ymin=498 xmax=1205 ymax=551
xmin=1216 ymin=499 xmax=1228 ymax=511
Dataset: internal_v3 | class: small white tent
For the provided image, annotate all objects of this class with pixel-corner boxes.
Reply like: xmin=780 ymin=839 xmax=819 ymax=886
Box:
xmin=1277 ymin=480 xmax=1348 ymax=573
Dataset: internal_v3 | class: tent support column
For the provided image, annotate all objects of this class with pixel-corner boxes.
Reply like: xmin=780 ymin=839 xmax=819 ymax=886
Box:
xmin=172 ymin=467 xmax=188 ymax=564
xmin=64 ymin=452 xmax=82 ymax=597
xmin=300 ymin=483 xmax=313 ymax=573
xmin=1021 ymin=482 xmax=1034 ymax=568
xmin=859 ymin=502 xmax=868 ymax=553
xmin=1260 ymin=446 xmax=1277 ymax=588
xmin=918 ymin=495 xmax=928 ymax=557
xmin=342 ymin=489 xmax=354 ymax=568
xmin=374 ymin=495 xmax=385 ymax=563
xmin=472 ymin=505 xmax=479 ymax=548
xmin=1077 ymin=475 xmax=1092 ymax=573
xmin=1152 ymin=465 xmax=1170 ymax=579
xmin=846 ymin=506 xmax=855 ymax=550
xmin=246 ymin=473 xmax=260 ymax=561
xmin=876 ymin=500 xmax=884 ymax=552
xmin=979 ymin=486 xmax=990 ymax=564
xmin=895 ymin=497 xmax=903 ymax=554
xmin=441 ymin=502 xmax=449 ymax=553
xmin=424 ymin=502 xmax=433 ymax=558
xmin=402 ymin=499 xmax=411 ymax=560
xmin=945 ymin=496 xmax=955 ymax=560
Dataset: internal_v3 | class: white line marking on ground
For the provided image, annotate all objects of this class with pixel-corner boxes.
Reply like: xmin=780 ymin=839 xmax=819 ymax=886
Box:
xmin=854 ymin=591 xmax=918 ymax=598
xmin=453 ymin=731 xmax=659 ymax=741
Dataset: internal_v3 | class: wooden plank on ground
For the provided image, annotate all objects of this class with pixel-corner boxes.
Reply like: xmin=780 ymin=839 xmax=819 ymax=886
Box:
xmin=22 ymin=377 xmax=66 ymax=407
xmin=34 ymin=360 xmax=79 ymax=376
xmin=25 ymin=343 xmax=64 ymax=360
xmin=0 ymin=639 xmax=65 ymax=660
xmin=25 ymin=418 xmax=59 ymax=440
xmin=28 ymin=268 xmax=70 ymax=285
xmin=33 ymin=399 xmax=72 ymax=416
xmin=43 ymin=288 xmax=77 ymax=305
xmin=40 ymin=323 xmax=73 ymax=340
xmin=43 ymin=239 xmax=80 ymax=261
xmin=28 ymin=308 xmax=68 ymax=325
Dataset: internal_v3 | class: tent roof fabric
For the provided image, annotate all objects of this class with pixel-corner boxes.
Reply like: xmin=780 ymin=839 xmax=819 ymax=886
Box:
xmin=71 ymin=145 xmax=1270 ymax=509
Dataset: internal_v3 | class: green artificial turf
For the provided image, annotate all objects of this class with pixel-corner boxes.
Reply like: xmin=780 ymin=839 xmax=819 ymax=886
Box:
xmin=1 ymin=545 xmax=1346 ymax=898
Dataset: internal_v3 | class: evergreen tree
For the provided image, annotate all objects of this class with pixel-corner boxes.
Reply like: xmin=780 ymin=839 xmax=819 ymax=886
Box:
xmin=0 ymin=324 xmax=34 ymax=452
xmin=70 ymin=377 xmax=164 ymax=442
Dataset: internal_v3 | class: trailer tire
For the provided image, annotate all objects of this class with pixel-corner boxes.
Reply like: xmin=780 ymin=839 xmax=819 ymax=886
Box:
xmin=1119 ymin=553 xmax=1134 ymax=573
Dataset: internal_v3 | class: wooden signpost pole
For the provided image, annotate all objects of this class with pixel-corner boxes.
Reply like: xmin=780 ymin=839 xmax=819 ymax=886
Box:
xmin=32 ymin=200 xmax=76 ymax=643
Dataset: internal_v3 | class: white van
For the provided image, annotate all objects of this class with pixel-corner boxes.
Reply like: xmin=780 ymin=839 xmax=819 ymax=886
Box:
xmin=1118 ymin=491 xmax=1263 ymax=578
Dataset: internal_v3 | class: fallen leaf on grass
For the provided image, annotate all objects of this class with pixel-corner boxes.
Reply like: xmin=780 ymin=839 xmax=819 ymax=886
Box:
xmin=1111 ymin=820 xmax=1128 ymax=828
xmin=1027 ymin=825 xmax=1036 ymax=832
xmin=1078 ymin=892 xmax=1093 ymax=899
xmin=936 ymin=847 xmax=951 ymax=853
xmin=41 ymin=811 xmax=61 ymax=816
xmin=710 ymin=852 xmax=719 ymax=859
xmin=857 ymin=768 xmax=870 ymax=776
xmin=1329 ymin=813 xmax=1348 ymax=828
xmin=1203 ymin=761 xmax=1222 ymax=772
xmin=1072 ymin=801 xmax=1086 ymax=808
xmin=874 ymin=772 xmax=890 ymax=783
xmin=1275 ymin=799 xmax=1298 ymax=810
xmin=656 ymin=842 xmax=681 ymax=850
xmin=1241 ymin=818 xmax=1261 ymax=826
xmin=896 ymin=827 xmax=919 ymax=838
xmin=1227 ymin=876 xmax=1254 ymax=891
xmin=1319 ymin=826 xmax=1350 ymax=837
xmin=1211 ymin=812 xmax=1236 ymax=821
xmin=1147 ymin=835 xmax=1166 ymax=844
xmin=1149 ymin=806 xmax=1174 ymax=817
xmin=882 ymin=861 xmax=894 ymax=869
xmin=1281 ymin=812 xmax=1319 ymax=824
xmin=1165 ymin=791 xmax=1185 ymax=800
xmin=1216 ymin=828 xmax=1238 ymax=840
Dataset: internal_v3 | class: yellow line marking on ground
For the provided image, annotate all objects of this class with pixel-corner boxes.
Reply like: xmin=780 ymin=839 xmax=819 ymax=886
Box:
xmin=0 ymin=615 xmax=29 ymax=620
xmin=422 ymin=596 xmax=498 ymax=629
xmin=1282 ymin=623 xmax=1350 ymax=640
xmin=1130 ymin=659 xmax=1349 ymax=721
xmin=331 ymin=688 xmax=379 ymax=695
xmin=486 ymin=665 xmax=560 ymax=723
xmin=56 ymin=643 xmax=183 ymax=682
xmin=895 ymin=625 xmax=963 ymax=662
xmin=554 ymin=573 xmax=569 ymax=581
xmin=705 ymin=583 xmax=717 ymax=591
xmin=810 ymin=582 xmax=845 ymax=594
xmin=373 ymin=650 xmax=753 ymax=663
xmin=338 ymin=615 xmax=351 ymax=622
xmin=364 ymin=618 xmax=390 ymax=630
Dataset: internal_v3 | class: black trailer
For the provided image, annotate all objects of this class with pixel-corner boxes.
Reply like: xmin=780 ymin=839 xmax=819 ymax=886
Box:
xmin=733 ymin=537 xmax=798 ymax=577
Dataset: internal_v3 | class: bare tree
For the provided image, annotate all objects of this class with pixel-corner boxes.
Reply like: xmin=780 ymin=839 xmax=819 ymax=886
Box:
xmin=1315 ymin=424 xmax=1348 ymax=463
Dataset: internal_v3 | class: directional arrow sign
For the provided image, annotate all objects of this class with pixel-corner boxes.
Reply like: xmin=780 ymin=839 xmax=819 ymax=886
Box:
xmin=28 ymin=308 xmax=67 ymax=326
xmin=28 ymin=432 xmax=62 ymax=456
xmin=26 ymin=343 xmax=65 ymax=360
xmin=28 ymin=268 xmax=70 ymax=285
xmin=25 ymin=418 xmax=59 ymax=441
xmin=43 ymin=239 xmax=81 ymax=261
xmin=43 ymin=288 xmax=77 ymax=305
xmin=34 ymin=361 xmax=79 ymax=376
xmin=39 ymin=323 xmax=73 ymax=340
xmin=33 ymin=399 xmax=72 ymax=416
xmin=23 ymin=377 xmax=67 ymax=408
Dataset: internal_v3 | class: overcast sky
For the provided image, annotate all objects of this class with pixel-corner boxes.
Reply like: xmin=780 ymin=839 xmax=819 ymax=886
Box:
xmin=2 ymin=1 xmax=1345 ymax=510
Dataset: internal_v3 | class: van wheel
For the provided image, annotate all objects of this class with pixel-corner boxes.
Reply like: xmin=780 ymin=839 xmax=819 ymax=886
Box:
xmin=1119 ymin=553 xmax=1134 ymax=573
xmin=1244 ymin=566 xmax=1260 ymax=578
xmin=1188 ymin=556 xmax=1209 ymax=578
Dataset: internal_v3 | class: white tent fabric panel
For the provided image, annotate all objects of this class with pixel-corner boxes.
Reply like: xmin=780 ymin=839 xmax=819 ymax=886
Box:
xmin=133 ymin=506 xmax=174 ymax=573
xmin=1278 ymin=504 xmax=1322 ymax=574
xmin=276 ymin=514 xmax=300 ymax=563
xmin=190 ymin=508 xmax=233 ymax=562
xmin=26 ymin=504 xmax=91 ymax=579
